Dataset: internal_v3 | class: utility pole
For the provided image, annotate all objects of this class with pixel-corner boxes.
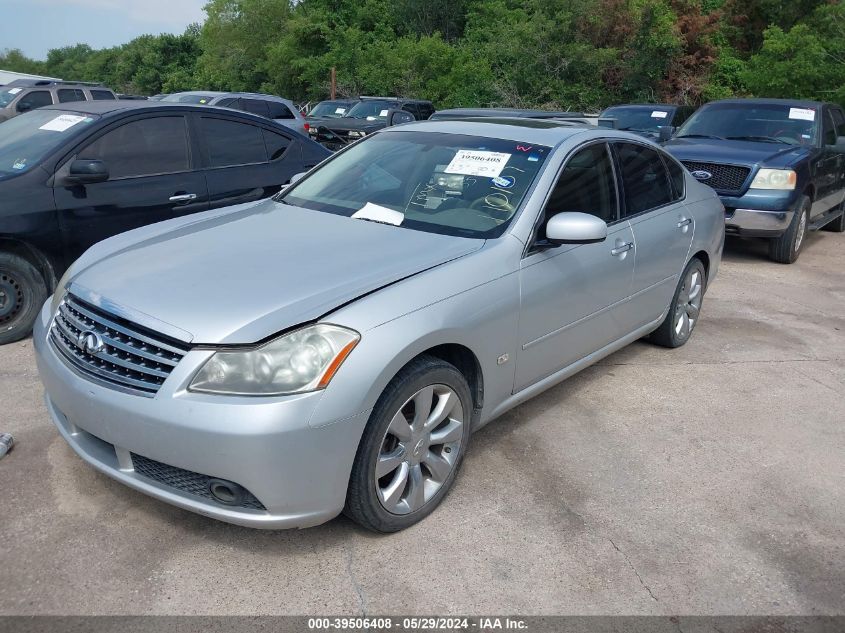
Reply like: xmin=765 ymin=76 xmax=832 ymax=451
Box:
xmin=330 ymin=67 xmax=336 ymax=100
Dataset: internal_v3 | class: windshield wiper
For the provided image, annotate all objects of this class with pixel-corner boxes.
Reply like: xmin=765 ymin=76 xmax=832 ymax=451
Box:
xmin=726 ymin=135 xmax=790 ymax=144
xmin=675 ymin=134 xmax=724 ymax=140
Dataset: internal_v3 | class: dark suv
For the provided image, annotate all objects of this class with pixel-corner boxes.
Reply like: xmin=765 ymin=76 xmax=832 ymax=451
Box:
xmin=599 ymin=104 xmax=696 ymax=141
xmin=0 ymin=81 xmax=116 ymax=123
xmin=308 ymin=96 xmax=435 ymax=150
xmin=665 ymin=99 xmax=845 ymax=263
xmin=0 ymin=101 xmax=329 ymax=343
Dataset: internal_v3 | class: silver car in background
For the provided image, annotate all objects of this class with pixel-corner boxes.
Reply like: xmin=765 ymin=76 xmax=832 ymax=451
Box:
xmin=34 ymin=119 xmax=724 ymax=532
xmin=162 ymin=91 xmax=309 ymax=135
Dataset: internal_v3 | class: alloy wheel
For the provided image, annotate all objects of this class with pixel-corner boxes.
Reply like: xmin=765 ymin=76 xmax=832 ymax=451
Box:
xmin=375 ymin=384 xmax=464 ymax=515
xmin=674 ymin=266 xmax=703 ymax=341
xmin=794 ymin=207 xmax=808 ymax=253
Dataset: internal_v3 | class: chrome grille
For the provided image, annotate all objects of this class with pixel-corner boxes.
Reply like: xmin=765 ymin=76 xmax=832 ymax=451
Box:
xmin=49 ymin=295 xmax=189 ymax=395
xmin=680 ymin=161 xmax=751 ymax=194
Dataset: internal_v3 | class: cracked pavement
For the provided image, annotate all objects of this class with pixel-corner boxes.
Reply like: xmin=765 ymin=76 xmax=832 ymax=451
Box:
xmin=1 ymin=232 xmax=843 ymax=615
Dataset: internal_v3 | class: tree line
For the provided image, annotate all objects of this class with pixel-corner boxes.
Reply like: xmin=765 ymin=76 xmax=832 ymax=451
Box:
xmin=2 ymin=0 xmax=844 ymax=110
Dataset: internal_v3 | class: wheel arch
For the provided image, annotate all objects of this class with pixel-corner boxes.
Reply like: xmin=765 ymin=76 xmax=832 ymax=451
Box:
xmin=0 ymin=237 xmax=58 ymax=290
xmin=690 ymin=249 xmax=710 ymax=285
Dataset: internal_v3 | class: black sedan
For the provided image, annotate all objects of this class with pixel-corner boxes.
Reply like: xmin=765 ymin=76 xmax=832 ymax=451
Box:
xmin=0 ymin=101 xmax=330 ymax=343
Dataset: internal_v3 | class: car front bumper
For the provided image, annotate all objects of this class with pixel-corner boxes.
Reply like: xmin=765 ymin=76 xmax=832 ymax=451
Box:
xmin=719 ymin=190 xmax=798 ymax=237
xmin=33 ymin=300 xmax=370 ymax=529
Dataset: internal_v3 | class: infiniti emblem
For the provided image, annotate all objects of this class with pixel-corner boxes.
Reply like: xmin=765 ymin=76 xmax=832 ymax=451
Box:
xmin=691 ymin=170 xmax=713 ymax=181
xmin=76 ymin=330 xmax=105 ymax=355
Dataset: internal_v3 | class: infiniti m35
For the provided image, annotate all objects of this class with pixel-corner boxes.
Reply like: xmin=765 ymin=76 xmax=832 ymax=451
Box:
xmin=35 ymin=119 xmax=724 ymax=532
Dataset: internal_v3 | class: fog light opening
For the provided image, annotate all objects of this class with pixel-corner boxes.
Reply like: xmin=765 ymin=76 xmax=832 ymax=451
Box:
xmin=208 ymin=478 xmax=244 ymax=506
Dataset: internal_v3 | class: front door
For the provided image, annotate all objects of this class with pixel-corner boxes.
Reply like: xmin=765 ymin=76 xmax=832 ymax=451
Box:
xmin=54 ymin=114 xmax=209 ymax=264
xmin=612 ymin=142 xmax=694 ymax=328
xmin=515 ymin=142 xmax=635 ymax=392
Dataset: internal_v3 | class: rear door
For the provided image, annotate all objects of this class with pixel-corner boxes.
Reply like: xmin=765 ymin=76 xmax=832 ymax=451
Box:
xmin=194 ymin=113 xmax=303 ymax=208
xmin=53 ymin=114 xmax=209 ymax=262
xmin=612 ymin=142 xmax=693 ymax=329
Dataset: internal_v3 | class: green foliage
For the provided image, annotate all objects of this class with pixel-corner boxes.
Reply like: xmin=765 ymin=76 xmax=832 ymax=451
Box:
xmin=0 ymin=0 xmax=840 ymax=108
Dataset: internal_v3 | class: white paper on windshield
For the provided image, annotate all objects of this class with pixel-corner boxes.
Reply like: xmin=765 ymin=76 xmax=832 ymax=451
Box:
xmin=651 ymin=110 xmax=668 ymax=118
xmin=334 ymin=107 xmax=346 ymax=114
xmin=39 ymin=114 xmax=88 ymax=132
xmin=789 ymin=107 xmax=815 ymax=121
xmin=352 ymin=202 xmax=404 ymax=226
xmin=379 ymin=109 xmax=389 ymax=117
xmin=444 ymin=150 xmax=511 ymax=178
xmin=8 ymin=87 xmax=22 ymax=95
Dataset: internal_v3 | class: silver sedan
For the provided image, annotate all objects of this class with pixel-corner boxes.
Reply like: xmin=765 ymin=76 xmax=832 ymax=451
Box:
xmin=34 ymin=119 xmax=724 ymax=532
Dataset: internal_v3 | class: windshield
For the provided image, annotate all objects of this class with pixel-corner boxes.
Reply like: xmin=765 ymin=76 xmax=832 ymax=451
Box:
xmin=676 ymin=102 xmax=818 ymax=145
xmin=0 ymin=109 xmax=98 ymax=179
xmin=345 ymin=100 xmax=398 ymax=120
xmin=161 ymin=93 xmax=217 ymax=104
xmin=0 ymin=87 xmax=26 ymax=108
xmin=281 ymin=131 xmax=550 ymax=239
xmin=309 ymin=101 xmax=353 ymax=118
xmin=602 ymin=106 xmax=673 ymax=132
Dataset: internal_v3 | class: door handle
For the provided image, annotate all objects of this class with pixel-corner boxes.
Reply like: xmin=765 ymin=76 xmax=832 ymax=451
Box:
xmin=677 ymin=217 xmax=693 ymax=228
xmin=611 ymin=242 xmax=634 ymax=256
xmin=169 ymin=193 xmax=198 ymax=203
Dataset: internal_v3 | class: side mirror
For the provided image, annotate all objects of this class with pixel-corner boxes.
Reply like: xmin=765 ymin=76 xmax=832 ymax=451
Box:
xmin=657 ymin=125 xmax=675 ymax=142
xmin=543 ymin=212 xmax=608 ymax=246
xmin=387 ymin=110 xmax=415 ymax=126
xmin=66 ymin=159 xmax=109 ymax=184
xmin=16 ymin=101 xmax=32 ymax=113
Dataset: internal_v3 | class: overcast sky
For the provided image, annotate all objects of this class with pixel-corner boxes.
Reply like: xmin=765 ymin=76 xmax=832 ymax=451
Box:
xmin=0 ymin=0 xmax=207 ymax=60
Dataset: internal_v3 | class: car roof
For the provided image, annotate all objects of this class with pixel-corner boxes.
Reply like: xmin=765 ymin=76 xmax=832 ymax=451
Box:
xmin=432 ymin=108 xmax=586 ymax=119
xmin=704 ymin=97 xmax=828 ymax=108
xmin=38 ymin=101 xmax=292 ymax=123
xmin=603 ymin=103 xmax=678 ymax=109
xmin=211 ymin=92 xmax=293 ymax=102
xmin=384 ymin=117 xmax=600 ymax=145
xmin=166 ymin=90 xmax=227 ymax=97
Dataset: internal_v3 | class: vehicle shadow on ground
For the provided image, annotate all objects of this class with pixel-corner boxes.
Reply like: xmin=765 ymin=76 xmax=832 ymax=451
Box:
xmin=721 ymin=232 xmax=825 ymax=265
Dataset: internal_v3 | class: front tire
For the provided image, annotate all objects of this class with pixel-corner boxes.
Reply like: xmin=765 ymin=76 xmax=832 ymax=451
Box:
xmin=768 ymin=196 xmax=810 ymax=264
xmin=345 ymin=355 xmax=473 ymax=533
xmin=0 ymin=252 xmax=48 ymax=345
xmin=650 ymin=257 xmax=706 ymax=348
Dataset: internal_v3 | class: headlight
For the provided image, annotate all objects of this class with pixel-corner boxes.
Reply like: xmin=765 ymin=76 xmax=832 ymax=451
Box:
xmin=189 ymin=324 xmax=359 ymax=396
xmin=749 ymin=169 xmax=797 ymax=190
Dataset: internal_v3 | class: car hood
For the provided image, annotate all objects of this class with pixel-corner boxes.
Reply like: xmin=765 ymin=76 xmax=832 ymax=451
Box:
xmin=68 ymin=199 xmax=482 ymax=344
xmin=664 ymin=138 xmax=810 ymax=167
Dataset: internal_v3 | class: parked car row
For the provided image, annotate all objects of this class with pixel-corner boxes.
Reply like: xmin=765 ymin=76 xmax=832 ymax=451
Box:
xmin=1 ymin=88 xmax=842 ymax=535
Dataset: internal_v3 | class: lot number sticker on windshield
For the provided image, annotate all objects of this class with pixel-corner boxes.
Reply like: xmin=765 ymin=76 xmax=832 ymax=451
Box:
xmin=38 ymin=114 xmax=88 ymax=132
xmin=335 ymin=107 xmax=346 ymax=114
xmin=8 ymin=88 xmax=22 ymax=95
xmin=379 ymin=109 xmax=389 ymax=116
xmin=789 ymin=107 xmax=815 ymax=121
xmin=651 ymin=111 xmax=668 ymax=118
xmin=445 ymin=150 xmax=512 ymax=178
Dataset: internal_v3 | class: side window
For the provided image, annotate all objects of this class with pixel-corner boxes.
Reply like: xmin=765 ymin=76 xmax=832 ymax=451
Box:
xmin=18 ymin=90 xmax=52 ymax=111
xmin=78 ymin=116 xmax=190 ymax=179
xmin=615 ymin=143 xmax=673 ymax=216
xmin=822 ymin=110 xmax=837 ymax=145
xmin=402 ymin=103 xmax=420 ymax=118
xmin=268 ymin=102 xmax=295 ymax=119
xmin=58 ymin=89 xmax=87 ymax=103
xmin=831 ymin=108 xmax=845 ymax=140
xmin=200 ymin=117 xmax=267 ymax=167
xmin=663 ymin=154 xmax=685 ymax=200
xmin=240 ymin=98 xmax=271 ymax=118
xmin=90 ymin=90 xmax=115 ymax=101
xmin=263 ymin=128 xmax=292 ymax=160
xmin=541 ymin=143 xmax=618 ymax=233
xmin=214 ymin=97 xmax=238 ymax=108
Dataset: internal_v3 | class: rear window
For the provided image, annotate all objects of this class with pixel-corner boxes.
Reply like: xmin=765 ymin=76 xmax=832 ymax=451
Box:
xmin=90 ymin=90 xmax=116 ymax=101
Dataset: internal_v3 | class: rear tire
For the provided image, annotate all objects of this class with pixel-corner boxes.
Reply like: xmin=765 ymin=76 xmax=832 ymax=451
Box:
xmin=650 ymin=257 xmax=706 ymax=349
xmin=345 ymin=355 xmax=473 ymax=533
xmin=0 ymin=252 xmax=48 ymax=345
xmin=768 ymin=195 xmax=810 ymax=264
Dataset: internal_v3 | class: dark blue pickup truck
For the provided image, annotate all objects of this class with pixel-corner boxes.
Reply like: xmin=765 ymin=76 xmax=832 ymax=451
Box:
xmin=664 ymin=99 xmax=845 ymax=263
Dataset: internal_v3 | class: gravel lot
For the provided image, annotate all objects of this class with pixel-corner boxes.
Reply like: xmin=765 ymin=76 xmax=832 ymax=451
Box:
xmin=1 ymin=233 xmax=843 ymax=616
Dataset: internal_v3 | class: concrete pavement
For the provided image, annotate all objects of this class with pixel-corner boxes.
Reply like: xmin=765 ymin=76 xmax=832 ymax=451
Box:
xmin=1 ymin=232 xmax=843 ymax=615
